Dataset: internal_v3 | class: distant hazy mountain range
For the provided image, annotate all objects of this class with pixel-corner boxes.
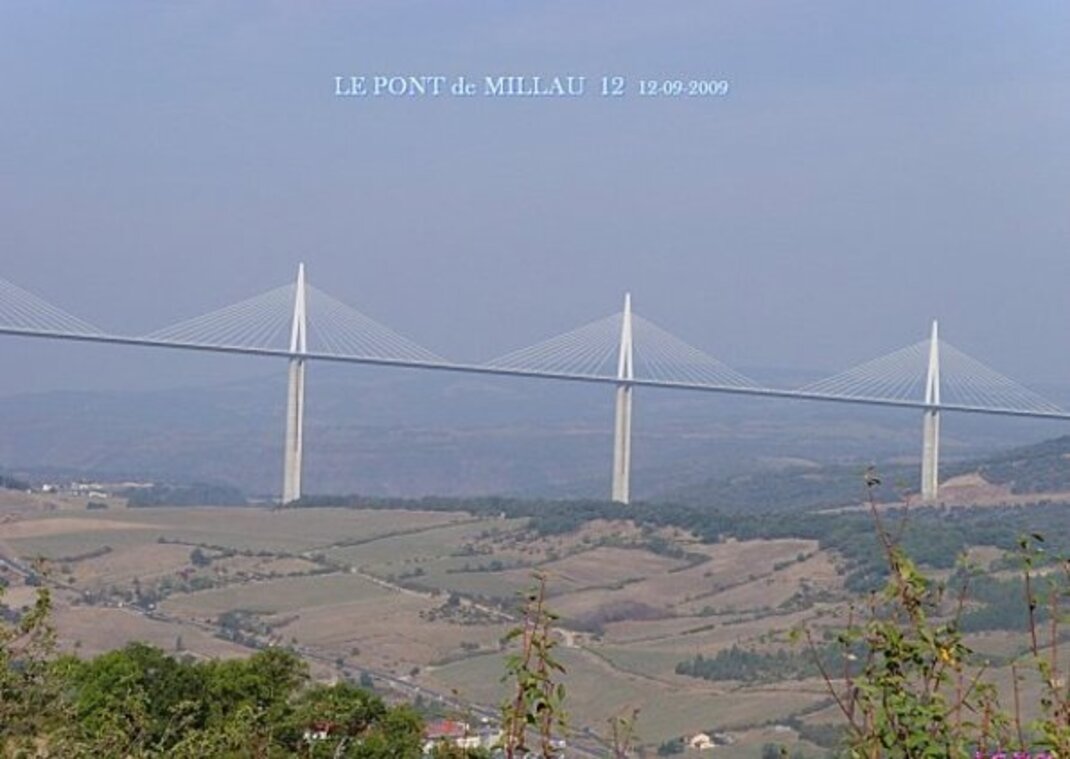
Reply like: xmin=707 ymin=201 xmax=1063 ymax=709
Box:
xmin=1 ymin=367 xmax=1066 ymax=501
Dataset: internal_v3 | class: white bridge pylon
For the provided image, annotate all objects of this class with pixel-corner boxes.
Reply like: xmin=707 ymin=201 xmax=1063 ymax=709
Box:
xmin=488 ymin=294 xmax=757 ymax=503
xmin=921 ymin=321 xmax=940 ymax=503
xmin=800 ymin=321 xmax=1063 ymax=501
xmin=137 ymin=266 xmax=442 ymax=503
xmin=282 ymin=264 xmax=308 ymax=504
xmin=612 ymin=294 xmax=634 ymax=504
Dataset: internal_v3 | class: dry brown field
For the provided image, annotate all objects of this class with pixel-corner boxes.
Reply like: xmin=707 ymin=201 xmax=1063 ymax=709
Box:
xmin=0 ymin=516 xmax=153 ymax=539
xmin=537 ymin=545 xmax=689 ymax=587
xmin=278 ymin=594 xmax=512 ymax=675
xmin=674 ymin=550 xmax=841 ymax=615
xmin=162 ymin=572 xmax=393 ymax=617
xmin=548 ymin=538 xmax=819 ymax=619
xmin=323 ymin=519 xmax=525 ymax=569
xmin=52 ymin=603 xmax=247 ymax=660
xmin=70 ymin=543 xmax=197 ymax=587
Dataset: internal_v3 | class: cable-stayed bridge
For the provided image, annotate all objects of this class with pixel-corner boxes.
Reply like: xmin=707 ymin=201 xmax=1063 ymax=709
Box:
xmin=1 ymin=266 xmax=1066 ymax=504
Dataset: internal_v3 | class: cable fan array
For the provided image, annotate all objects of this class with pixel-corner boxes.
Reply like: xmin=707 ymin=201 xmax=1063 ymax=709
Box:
xmin=800 ymin=339 xmax=1062 ymax=414
xmin=0 ymin=277 xmax=103 ymax=336
xmin=141 ymin=283 xmax=441 ymax=362
xmin=304 ymin=287 xmax=441 ymax=363
xmin=143 ymin=284 xmax=296 ymax=350
xmin=486 ymin=310 xmax=755 ymax=388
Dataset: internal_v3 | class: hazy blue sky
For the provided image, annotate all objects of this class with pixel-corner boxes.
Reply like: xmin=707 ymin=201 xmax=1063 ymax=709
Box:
xmin=1 ymin=1 xmax=1068 ymax=394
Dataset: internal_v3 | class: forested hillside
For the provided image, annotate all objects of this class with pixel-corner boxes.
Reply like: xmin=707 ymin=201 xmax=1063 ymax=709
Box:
xmin=658 ymin=435 xmax=1070 ymax=512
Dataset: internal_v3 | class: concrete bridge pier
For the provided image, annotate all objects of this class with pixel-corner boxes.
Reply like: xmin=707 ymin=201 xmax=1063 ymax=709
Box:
xmin=611 ymin=293 xmax=634 ymax=504
xmin=282 ymin=263 xmax=308 ymax=504
xmin=920 ymin=319 xmax=940 ymax=503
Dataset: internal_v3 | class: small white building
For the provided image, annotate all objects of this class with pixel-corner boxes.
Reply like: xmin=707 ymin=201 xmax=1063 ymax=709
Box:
xmin=688 ymin=732 xmax=715 ymax=750
xmin=422 ymin=720 xmax=492 ymax=755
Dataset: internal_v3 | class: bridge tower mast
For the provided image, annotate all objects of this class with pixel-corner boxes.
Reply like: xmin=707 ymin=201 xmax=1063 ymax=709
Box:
xmin=282 ymin=263 xmax=308 ymax=504
xmin=921 ymin=319 xmax=940 ymax=503
xmin=611 ymin=293 xmax=634 ymax=504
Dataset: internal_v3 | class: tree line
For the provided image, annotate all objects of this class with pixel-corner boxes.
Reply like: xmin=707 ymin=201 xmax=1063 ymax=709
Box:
xmin=1 ymin=589 xmax=427 ymax=758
